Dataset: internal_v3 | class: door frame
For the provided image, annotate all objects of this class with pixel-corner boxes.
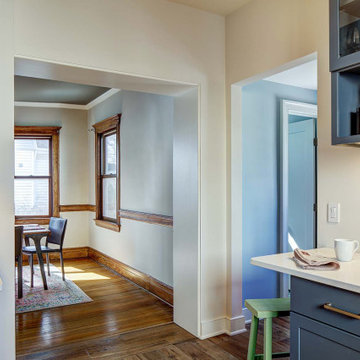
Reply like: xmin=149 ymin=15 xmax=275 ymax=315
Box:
xmin=280 ymin=100 xmax=318 ymax=297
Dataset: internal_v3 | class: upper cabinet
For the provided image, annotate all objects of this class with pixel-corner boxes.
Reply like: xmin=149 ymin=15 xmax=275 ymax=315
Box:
xmin=330 ymin=0 xmax=360 ymax=72
xmin=330 ymin=0 xmax=360 ymax=145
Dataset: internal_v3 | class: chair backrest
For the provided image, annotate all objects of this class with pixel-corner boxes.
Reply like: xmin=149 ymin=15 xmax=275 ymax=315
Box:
xmin=15 ymin=226 xmax=23 ymax=260
xmin=47 ymin=217 xmax=67 ymax=248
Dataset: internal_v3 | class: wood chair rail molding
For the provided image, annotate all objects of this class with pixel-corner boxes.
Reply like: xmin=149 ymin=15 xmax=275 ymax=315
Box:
xmin=88 ymin=247 xmax=173 ymax=305
xmin=119 ymin=209 xmax=173 ymax=227
xmin=16 ymin=217 xmax=50 ymax=225
xmin=58 ymin=205 xmax=173 ymax=227
xmin=59 ymin=204 xmax=96 ymax=212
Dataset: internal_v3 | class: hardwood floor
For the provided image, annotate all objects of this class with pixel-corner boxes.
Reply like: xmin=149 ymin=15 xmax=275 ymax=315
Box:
xmin=16 ymin=258 xmax=290 ymax=359
xmin=16 ymin=258 xmax=173 ymax=358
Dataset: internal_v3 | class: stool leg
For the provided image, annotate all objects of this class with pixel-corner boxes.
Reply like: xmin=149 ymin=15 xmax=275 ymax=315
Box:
xmin=247 ymin=315 xmax=259 ymax=360
xmin=264 ymin=318 xmax=272 ymax=360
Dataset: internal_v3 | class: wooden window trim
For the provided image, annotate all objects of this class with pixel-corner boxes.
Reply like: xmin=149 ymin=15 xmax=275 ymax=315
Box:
xmin=14 ymin=126 xmax=61 ymax=225
xmin=93 ymin=114 xmax=121 ymax=232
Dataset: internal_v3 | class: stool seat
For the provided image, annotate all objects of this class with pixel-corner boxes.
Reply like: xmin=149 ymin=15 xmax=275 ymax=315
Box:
xmin=245 ymin=297 xmax=290 ymax=360
xmin=245 ymin=298 xmax=290 ymax=319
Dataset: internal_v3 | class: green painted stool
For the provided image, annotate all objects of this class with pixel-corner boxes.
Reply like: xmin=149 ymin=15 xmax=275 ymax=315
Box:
xmin=245 ymin=298 xmax=290 ymax=360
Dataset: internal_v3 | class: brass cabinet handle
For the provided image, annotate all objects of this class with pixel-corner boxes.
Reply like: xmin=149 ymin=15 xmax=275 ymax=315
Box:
xmin=323 ymin=303 xmax=360 ymax=320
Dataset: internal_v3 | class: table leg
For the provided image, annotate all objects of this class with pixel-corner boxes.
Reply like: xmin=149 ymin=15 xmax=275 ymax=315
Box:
xmin=33 ymin=236 xmax=48 ymax=290
xmin=18 ymin=255 xmax=23 ymax=299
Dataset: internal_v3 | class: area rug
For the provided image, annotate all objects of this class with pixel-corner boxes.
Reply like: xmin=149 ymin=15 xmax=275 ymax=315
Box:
xmin=16 ymin=264 xmax=92 ymax=313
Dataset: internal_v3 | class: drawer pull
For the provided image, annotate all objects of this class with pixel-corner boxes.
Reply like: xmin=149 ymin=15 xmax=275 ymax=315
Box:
xmin=323 ymin=303 xmax=360 ymax=320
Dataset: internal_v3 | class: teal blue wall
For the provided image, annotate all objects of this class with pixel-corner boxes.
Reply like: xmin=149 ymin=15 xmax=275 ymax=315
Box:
xmin=242 ymin=80 xmax=317 ymax=305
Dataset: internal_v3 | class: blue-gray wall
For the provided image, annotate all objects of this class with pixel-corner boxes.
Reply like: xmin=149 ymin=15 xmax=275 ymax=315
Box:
xmin=242 ymin=80 xmax=317 ymax=305
xmin=88 ymin=90 xmax=174 ymax=286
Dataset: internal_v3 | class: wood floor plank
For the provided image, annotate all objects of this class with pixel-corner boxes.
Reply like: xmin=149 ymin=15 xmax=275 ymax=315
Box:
xmin=86 ymin=323 xmax=194 ymax=358
xmin=137 ymin=344 xmax=192 ymax=360
xmin=176 ymin=339 xmax=238 ymax=360
xmin=119 ymin=356 xmax=142 ymax=360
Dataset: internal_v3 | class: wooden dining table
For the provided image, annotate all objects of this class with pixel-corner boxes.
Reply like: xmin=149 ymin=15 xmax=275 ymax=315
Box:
xmin=22 ymin=225 xmax=51 ymax=290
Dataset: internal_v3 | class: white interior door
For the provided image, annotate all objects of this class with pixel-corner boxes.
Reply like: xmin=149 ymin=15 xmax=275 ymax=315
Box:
xmin=287 ymin=118 xmax=316 ymax=252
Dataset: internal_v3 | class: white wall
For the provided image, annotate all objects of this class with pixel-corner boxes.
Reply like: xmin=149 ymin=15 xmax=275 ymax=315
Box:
xmin=88 ymin=90 xmax=174 ymax=286
xmin=173 ymin=88 xmax=199 ymax=336
xmin=0 ymin=0 xmax=15 ymax=358
xmin=14 ymin=0 xmax=227 ymax=339
xmin=226 ymin=0 xmax=360 ymax=326
xmin=14 ymin=107 xmax=90 ymax=247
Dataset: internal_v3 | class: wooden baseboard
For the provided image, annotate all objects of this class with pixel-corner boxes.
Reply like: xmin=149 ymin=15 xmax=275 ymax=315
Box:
xmin=88 ymin=247 xmax=173 ymax=305
xmin=20 ymin=245 xmax=172 ymax=305
xmin=22 ymin=246 xmax=89 ymax=264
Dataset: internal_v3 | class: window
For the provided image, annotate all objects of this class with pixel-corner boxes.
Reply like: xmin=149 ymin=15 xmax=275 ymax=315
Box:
xmin=93 ymin=115 xmax=121 ymax=232
xmin=14 ymin=126 xmax=61 ymax=224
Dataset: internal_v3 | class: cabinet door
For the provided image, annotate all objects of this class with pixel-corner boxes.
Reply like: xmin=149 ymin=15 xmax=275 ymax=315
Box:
xmin=291 ymin=312 xmax=360 ymax=360
xmin=330 ymin=0 xmax=360 ymax=71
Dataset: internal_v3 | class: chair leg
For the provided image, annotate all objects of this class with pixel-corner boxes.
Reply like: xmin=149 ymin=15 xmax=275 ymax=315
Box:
xmin=264 ymin=318 xmax=273 ymax=360
xmin=18 ymin=256 xmax=23 ymax=299
xmin=247 ymin=315 xmax=259 ymax=360
xmin=30 ymin=254 xmax=34 ymax=288
xmin=60 ymin=251 xmax=65 ymax=281
xmin=46 ymin=253 xmax=50 ymax=276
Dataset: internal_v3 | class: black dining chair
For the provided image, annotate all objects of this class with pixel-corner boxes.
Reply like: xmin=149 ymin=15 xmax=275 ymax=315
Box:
xmin=23 ymin=217 xmax=68 ymax=284
xmin=15 ymin=226 xmax=24 ymax=299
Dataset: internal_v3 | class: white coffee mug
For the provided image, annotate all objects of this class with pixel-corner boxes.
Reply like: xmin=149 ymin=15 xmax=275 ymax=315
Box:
xmin=334 ymin=239 xmax=359 ymax=262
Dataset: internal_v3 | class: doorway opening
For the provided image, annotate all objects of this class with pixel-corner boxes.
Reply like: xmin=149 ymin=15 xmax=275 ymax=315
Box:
xmin=14 ymin=57 xmax=200 ymax=356
xmin=230 ymin=54 xmax=318 ymax=322
xmin=280 ymin=100 xmax=318 ymax=297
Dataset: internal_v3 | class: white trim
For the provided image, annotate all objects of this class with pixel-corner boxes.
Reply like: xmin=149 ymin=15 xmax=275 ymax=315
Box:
xmin=14 ymin=101 xmax=87 ymax=110
xmin=228 ymin=84 xmax=244 ymax=332
xmin=15 ymin=54 xmax=198 ymax=87
xmin=232 ymin=53 xmax=317 ymax=88
xmin=200 ymin=317 xmax=227 ymax=339
xmin=85 ymin=88 xmax=120 ymax=109
xmin=225 ymin=315 xmax=247 ymax=336
xmin=14 ymin=88 xmax=121 ymax=110
xmin=279 ymin=100 xmax=317 ymax=297
xmin=200 ymin=315 xmax=246 ymax=339
xmin=242 ymin=307 xmax=253 ymax=323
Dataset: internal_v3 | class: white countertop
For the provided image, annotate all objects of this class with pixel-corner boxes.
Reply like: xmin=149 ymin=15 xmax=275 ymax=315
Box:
xmin=251 ymin=248 xmax=360 ymax=294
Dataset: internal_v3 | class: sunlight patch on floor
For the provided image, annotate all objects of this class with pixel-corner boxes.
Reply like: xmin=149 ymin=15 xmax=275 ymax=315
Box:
xmin=63 ymin=266 xmax=85 ymax=273
xmin=66 ymin=272 xmax=110 ymax=281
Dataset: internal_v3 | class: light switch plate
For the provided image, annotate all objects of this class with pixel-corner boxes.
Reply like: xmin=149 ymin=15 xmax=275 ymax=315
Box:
xmin=328 ymin=203 xmax=340 ymax=223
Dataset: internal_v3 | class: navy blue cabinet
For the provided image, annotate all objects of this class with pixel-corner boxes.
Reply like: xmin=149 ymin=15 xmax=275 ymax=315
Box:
xmin=330 ymin=0 xmax=360 ymax=72
xmin=291 ymin=313 xmax=360 ymax=360
xmin=330 ymin=0 xmax=360 ymax=144
xmin=291 ymin=277 xmax=360 ymax=360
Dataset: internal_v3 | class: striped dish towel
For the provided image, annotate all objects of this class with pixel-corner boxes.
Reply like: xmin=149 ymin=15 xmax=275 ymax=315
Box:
xmin=293 ymin=248 xmax=340 ymax=271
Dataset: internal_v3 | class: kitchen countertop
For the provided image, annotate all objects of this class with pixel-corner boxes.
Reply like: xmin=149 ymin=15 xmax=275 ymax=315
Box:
xmin=251 ymin=248 xmax=360 ymax=294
